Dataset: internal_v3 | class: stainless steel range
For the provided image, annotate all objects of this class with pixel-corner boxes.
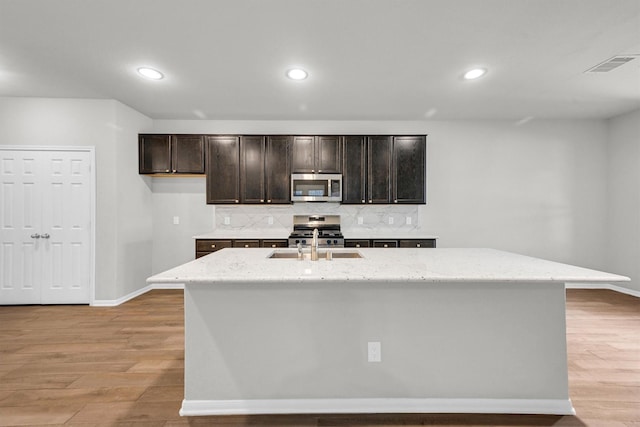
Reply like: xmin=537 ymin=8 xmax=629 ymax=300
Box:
xmin=288 ymin=215 xmax=344 ymax=248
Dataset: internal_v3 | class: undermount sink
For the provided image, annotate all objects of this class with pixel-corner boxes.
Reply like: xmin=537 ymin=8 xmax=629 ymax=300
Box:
xmin=268 ymin=250 xmax=363 ymax=259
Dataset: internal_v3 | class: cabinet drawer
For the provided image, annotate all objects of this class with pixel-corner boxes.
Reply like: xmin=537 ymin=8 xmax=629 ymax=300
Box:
xmin=372 ymin=240 xmax=398 ymax=248
xmin=345 ymin=239 xmax=371 ymax=248
xmin=261 ymin=239 xmax=288 ymax=248
xmin=399 ymin=239 xmax=436 ymax=248
xmin=233 ymin=240 xmax=260 ymax=248
xmin=196 ymin=239 xmax=233 ymax=252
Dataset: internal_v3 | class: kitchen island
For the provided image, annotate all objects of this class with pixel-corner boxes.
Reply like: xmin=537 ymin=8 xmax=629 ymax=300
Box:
xmin=147 ymin=248 xmax=629 ymax=417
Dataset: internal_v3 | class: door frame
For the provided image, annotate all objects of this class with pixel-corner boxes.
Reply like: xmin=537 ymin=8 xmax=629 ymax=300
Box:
xmin=0 ymin=146 xmax=96 ymax=305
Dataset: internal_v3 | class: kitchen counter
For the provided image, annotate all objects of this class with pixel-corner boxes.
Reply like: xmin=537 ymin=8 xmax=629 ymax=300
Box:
xmin=149 ymin=247 xmax=626 ymax=284
xmin=147 ymin=248 xmax=628 ymax=418
xmin=193 ymin=230 xmax=439 ymax=240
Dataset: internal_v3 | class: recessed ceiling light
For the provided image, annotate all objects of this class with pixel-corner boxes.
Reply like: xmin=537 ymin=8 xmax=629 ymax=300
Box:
xmin=463 ymin=68 xmax=487 ymax=80
xmin=286 ymin=68 xmax=308 ymax=80
xmin=137 ymin=67 xmax=164 ymax=80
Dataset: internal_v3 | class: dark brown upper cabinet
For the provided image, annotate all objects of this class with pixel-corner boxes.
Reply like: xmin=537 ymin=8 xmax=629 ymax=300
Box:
xmin=206 ymin=135 xmax=240 ymax=204
xmin=240 ymin=135 xmax=291 ymax=204
xmin=264 ymin=136 xmax=292 ymax=204
xmin=342 ymin=135 xmax=426 ymax=204
xmin=292 ymin=135 xmax=341 ymax=173
xmin=392 ymin=135 xmax=426 ymax=204
xmin=342 ymin=136 xmax=367 ymax=204
xmin=139 ymin=134 xmax=205 ymax=174
xmin=368 ymin=136 xmax=393 ymax=204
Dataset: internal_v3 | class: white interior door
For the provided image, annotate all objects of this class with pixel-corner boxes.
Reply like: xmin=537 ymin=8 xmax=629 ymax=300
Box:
xmin=1 ymin=148 xmax=93 ymax=304
xmin=0 ymin=150 xmax=43 ymax=304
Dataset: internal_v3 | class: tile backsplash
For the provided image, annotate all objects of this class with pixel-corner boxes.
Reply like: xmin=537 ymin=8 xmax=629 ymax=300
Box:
xmin=214 ymin=204 xmax=419 ymax=233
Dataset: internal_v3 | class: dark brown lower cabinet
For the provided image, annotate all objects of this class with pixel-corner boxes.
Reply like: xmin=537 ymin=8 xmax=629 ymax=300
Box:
xmin=195 ymin=238 xmax=288 ymax=258
xmin=346 ymin=238 xmax=436 ymax=249
xmin=195 ymin=239 xmax=233 ymax=258
xmin=233 ymin=240 xmax=260 ymax=248
xmin=344 ymin=239 xmax=371 ymax=248
xmin=399 ymin=239 xmax=436 ymax=248
xmin=261 ymin=239 xmax=288 ymax=248
xmin=372 ymin=240 xmax=398 ymax=248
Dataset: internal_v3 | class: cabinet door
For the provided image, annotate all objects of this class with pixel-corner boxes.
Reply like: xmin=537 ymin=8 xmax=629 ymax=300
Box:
xmin=393 ymin=136 xmax=425 ymax=204
xmin=372 ymin=239 xmax=398 ymax=248
xmin=261 ymin=239 xmax=288 ymax=248
xmin=206 ymin=136 xmax=240 ymax=204
xmin=195 ymin=239 xmax=233 ymax=258
xmin=233 ymin=240 xmax=260 ymax=248
xmin=316 ymin=136 xmax=341 ymax=173
xmin=398 ymin=239 xmax=436 ymax=248
xmin=139 ymin=134 xmax=171 ymax=173
xmin=240 ymin=136 xmax=265 ymax=203
xmin=367 ymin=136 xmax=392 ymax=204
xmin=292 ymin=136 xmax=315 ymax=173
xmin=345 ymin=239 xmax=371 ymax=248
xmin=265 ymin=136 xmax=291 ymax=204
xmin=342 ymin=136 xmax=367 ymax=204
xmin=173 ymin=135 xmax=205 ymax=174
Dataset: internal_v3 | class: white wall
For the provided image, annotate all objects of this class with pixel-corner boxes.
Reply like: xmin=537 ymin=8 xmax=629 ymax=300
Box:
xmin=606 ymin=109 xmax=640 ymax=292
xmin=0 ymin=97 xmax=154 ymax=301
xmin=151 ymin=118 xmax=610 ymax=273
xmin=1 ymin=99 xmax=629 ymax=298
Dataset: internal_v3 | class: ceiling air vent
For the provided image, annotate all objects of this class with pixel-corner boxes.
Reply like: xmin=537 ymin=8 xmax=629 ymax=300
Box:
xmin=585 ymin=55 xmax=637 ymax=73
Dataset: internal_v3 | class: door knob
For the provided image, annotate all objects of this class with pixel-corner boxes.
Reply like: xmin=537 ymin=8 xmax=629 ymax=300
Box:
xmin=31 ymin=233 xmax=41 ymax=239
xmin=41 ymin=233 xmax=50 ymax=239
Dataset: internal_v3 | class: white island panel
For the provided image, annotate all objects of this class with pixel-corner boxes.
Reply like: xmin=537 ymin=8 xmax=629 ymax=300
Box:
xmin=146 ymin=248 xmax=629 ymax=417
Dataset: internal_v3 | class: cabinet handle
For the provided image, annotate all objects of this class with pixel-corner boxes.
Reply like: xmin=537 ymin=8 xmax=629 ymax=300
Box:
xmin=417 ymin=243 xmax=421 ymax=248
xmin=31 ymin=233 xmax=41 ymax=239
xmin=41 ymin=233 xmax=50 ymax=239
xmin=211 ymin=244 xmax=216 ymax=248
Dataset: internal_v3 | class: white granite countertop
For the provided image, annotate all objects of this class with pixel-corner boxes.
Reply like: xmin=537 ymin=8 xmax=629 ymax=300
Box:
xmin=193 ymin=230 xmax=438 ymax=240
xmin=148 ymin=248 xmax=629 ymax=285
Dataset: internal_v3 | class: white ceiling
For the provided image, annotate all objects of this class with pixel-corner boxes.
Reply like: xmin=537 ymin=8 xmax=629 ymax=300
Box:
xmin=1 ymin=0 xmax=639 ymax=121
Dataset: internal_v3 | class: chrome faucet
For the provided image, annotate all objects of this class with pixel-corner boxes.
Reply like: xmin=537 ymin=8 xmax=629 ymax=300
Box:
xmin=311 ymin=228 xmax=319 ymax=261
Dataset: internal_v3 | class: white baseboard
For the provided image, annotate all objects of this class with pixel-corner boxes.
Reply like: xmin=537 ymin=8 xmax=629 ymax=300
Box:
xmin=179 ymin=398 xmax=575 ymax=416
xmin=91 ymin=283 xmax=184 ymax=307
xmin=566 ymin=282 xmax=640 ymax=298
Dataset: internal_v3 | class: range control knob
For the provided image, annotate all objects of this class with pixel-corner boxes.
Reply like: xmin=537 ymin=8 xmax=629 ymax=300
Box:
xmin=295 ymin=239 xmax=300 ymax=244
xmin=326 ymin=240 xmax=331 ymax=245
xmin=302 ymin=239 xmax=307 ymax=244
xmin=333 ymin=240 xmax=338 ymax=244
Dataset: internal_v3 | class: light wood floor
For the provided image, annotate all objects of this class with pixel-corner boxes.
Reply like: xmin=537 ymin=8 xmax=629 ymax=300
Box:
xmin=0 ymin=289 xmax=638 ymax=426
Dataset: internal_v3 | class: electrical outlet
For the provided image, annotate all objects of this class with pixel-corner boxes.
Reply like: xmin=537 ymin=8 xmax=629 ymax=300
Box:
xmin=388 ymin=217 xmax=394 ymax=225
xmin=368 ymin=341 xmax=382 ymax=362
xmin=406 ymin=216 xmax=412 ymax=225
xmin=357 ymin=216 xmax=363 ymax=225
xmin=224 ymin=216 xmax=230 ymax=225
xmin=173 ymin=216 xmax=180 ymax=225
xmin=268 ymin=216 xmax=274 ymax=225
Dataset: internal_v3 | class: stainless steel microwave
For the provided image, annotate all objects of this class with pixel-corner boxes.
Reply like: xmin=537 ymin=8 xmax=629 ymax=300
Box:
xmin=291 ymin=173 xmax=342 ymax=202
